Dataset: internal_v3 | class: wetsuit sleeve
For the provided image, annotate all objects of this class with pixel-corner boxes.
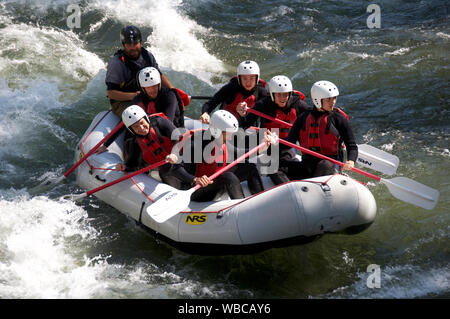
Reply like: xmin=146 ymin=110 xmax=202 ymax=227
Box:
xmin=281 ymin=114 xmax=303 ymax=151
xmin=154 ymin=116 xmax=177 ymax=139
xmin=159 ymin=91 xmax=178 ymax=122
xmin=104 ymin=125 xmax=126 ymax=148
xmin=201 ymin=82 xmax=235 ymax=114
xmin=335 ymin=114 xmax=358 ymax=162
xmin=256 ymin=85 xmax=268 ymax=99
xmin=297 ymin=99 xmax=313 ymax=114
xmin=241 ymin=98 xmax=266 ymax=129
xmin=131 ymin=94 xmax=142 ymax=105
xmin=123 ymin=137 xmax=142 ymax=172
xmin=153 ymin=117 xmax=195 ymax=183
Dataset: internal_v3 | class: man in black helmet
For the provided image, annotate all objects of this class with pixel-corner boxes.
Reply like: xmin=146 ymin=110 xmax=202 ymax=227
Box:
xmin=105 ymin=25 xmax=174 ymax=117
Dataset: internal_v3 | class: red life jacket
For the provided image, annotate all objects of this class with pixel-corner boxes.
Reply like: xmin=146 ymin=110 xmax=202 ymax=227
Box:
xmin=176 ymin=128 xmax=228 ymax=177
xmin=136 ymin=117 xmax=174 ymax=165
xmin=138 ymin=100 xmax=156 ymax=115
xmin=222 ymin=77 xmax=266 ymax=119
xmin=195 ymin=142 xmax=228 ymax=177
xmin=292 ymin=90 xmax=305 ymax=101
xmin=299 ymin=112 xmax=340 ymax=156
xmin=262 ymin=107 xmax=297 ymax=139
xmin=260 ymin=91 xmax=304 ymax=138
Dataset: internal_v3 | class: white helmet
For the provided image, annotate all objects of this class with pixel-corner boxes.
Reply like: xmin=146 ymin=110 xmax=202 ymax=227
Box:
xmin=310 ymin=80 xmax=339 ymax=109
xmin=138 ymin=67 xmax=161 ymax=89
xmin=209 ymin=110 xmax=239 ymax=138
xmin=237 ymin=60 xmax=260 ymax=85
xmin=122 ymin=105 xmax=149 ymax=132
xmin=268 ymin=75 xmax=292 ymax=101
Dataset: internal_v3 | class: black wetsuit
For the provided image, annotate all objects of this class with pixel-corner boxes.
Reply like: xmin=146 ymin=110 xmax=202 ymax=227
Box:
xmin=174 ymin=129 xmax=264 ymax=202
xmin=280 ymin=107 xmax=358 ymax=179
xmin=201 ymin=77 xmax=267 ymax=126
xmin=121 ymin=116 xmax=189 ymax=188
xmin=241 ymin=94 xmax=312 ymax=185
xmin=104 ymin=88 xmax=184 ymax=150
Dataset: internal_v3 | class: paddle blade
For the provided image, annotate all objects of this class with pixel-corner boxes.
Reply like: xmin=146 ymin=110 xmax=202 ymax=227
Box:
xmin=357 ymin=144 xmax=399 ymax=175
xmin=29 ymin=175 xmax=66 ymax=195
xmin=381 ymin=177 xmax=439 ymax=210
xmin=147 ymin=188 xmax=196 ymax=223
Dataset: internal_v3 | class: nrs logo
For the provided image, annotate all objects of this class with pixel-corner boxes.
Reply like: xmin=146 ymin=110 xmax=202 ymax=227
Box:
xmin=185 ymin=214 xmax=207 ymax=225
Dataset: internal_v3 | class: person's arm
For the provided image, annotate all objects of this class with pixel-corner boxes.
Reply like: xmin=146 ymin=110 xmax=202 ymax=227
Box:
xmin=201 ymin=82 xmax=234 ymax=116
xmin=239 ymin=98 xmax=270 ymax=129
xmin=297 ymin=98 xmax=313 ymax=113
xmin=158 ymin=90 xmax=178 ymax=122
xmin=280 ymin=114 xmax=303 ymax=151
xmin=116 ymin=137 xmax=142 ymax=172
xmin=336 ymin=114 xmax=358 ymax=169
xmin=107 ymin=90 xmax=140 ymax=101
xmin=103 ymin=125 xmax=126 ymax=149
xmin=256 ymin=85 xmax=268 ymax=100
xmin=105 ymin=57 xmax=140 ymax=101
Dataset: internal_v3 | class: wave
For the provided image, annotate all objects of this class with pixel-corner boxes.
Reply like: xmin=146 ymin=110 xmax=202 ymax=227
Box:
xmin=0 ymin=20 xmax=105 ymax=92
xmin=87 ymin=0 xmax=226 ymax=84
xmin=324 ymin=264 xmax=450 ymax=298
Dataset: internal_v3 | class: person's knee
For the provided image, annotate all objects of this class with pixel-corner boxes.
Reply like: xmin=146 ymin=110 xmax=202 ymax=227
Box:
xmin=313 ymin=160 xmax=335 ymax=177
xmin=269 ymin=171 xmax=289 ymax=185
xmin=219 ymin=172 xmax=240 ymax=186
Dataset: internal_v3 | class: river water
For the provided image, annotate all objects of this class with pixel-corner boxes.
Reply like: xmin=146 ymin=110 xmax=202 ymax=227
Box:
xmin=0 ymin=0 xmax=448 ymax=299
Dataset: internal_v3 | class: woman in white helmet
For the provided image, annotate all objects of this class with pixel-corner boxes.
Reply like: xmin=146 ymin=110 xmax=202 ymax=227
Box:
xmin=96 ymin=67 xmax=186 ymax=156
xmin=111 ymin=105 xmax=194 ymax=188
xmin=236 ymin=75 xmax=311 ymax=185
xmin=199 ymin=60 xmax=267 ymax=125
xmin=279 ymin=81 xmax=358 ymax=179
xmin=132 ymin=66 xmax=185 ymax=128
xmin=174 ymin=110 xmax=275 ymax=202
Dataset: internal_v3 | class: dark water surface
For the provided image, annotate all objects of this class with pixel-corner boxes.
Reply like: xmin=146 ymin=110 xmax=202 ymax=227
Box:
xmin=0 ymin=0 xmax=448 ymax=298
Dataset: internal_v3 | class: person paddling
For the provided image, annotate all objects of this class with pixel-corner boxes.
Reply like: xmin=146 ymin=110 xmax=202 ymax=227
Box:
xmin=237 ymin=75 xmax=312 ymax=184
xmin=199 ymin=60 xmax=267 ymax=125
xmin=115 ymin=105 xmax=190 ymax=188
xmin=96 ymin=66 xmax=185 ymax=155
xmin=105 ymin=25 xmax=174 ymax=117
xmin=279 ymin=81 xmax=358 ymax=179
xmin=132 ymin=67 xmax=185 ymax=128
xmin=176 ymin=110 xmax=276 ymax=202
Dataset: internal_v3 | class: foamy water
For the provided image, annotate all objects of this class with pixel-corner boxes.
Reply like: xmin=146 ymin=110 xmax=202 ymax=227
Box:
xmin=88 ymin=0 xmax=226 ymax=83
xmin=0 ymin=0 xmax=448 ymax=299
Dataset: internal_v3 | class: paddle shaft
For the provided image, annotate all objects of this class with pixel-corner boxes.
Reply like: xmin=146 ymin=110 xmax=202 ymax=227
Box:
xmin=246 ymin=108 xmax=292 ymax=127
xmin=192 ymin=141 xmax=268 ymax=191
xmin=65 ymin=121 xmax=124 ymax=178
xmin=84 ymin=159 xmax=167 ymax=197
xmin=278 ymin=138 xmax=381 ymax=182
xmin=189 ymin=96 xmax=212 ymax=100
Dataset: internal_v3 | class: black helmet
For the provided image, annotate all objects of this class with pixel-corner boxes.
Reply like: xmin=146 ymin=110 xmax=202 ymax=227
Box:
xmin=120 ymin=26 xmax=142 ymax=45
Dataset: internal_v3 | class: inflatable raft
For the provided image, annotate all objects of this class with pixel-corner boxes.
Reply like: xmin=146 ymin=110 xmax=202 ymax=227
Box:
xmin=74 ymin=111 xmax=377 ymax=254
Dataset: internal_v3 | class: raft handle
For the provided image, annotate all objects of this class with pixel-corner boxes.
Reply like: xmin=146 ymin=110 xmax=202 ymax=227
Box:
xmin=95 ymin=175 xmax=107 ymax=183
